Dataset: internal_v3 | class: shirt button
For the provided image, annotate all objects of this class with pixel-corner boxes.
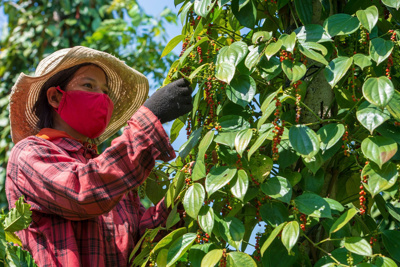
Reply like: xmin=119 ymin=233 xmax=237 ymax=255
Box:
xmin=106 ymin=235 xmax=112 ymax=242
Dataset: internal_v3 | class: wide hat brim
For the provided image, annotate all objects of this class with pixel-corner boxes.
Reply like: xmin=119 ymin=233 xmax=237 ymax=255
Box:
xmin=9 ymin=46 xmax=149 ymax=145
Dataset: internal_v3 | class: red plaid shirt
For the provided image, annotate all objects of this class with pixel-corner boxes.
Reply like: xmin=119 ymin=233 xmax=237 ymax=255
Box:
xmin=6 ymin=106 xmax=176 ymax=267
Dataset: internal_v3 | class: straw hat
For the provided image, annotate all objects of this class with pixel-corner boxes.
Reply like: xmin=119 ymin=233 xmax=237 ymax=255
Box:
xmin=9 ymin=46 xmax=149 ymax=145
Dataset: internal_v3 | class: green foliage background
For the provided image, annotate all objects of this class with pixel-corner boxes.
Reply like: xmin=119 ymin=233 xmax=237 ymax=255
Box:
xmin=134 ymin=0 xmax=400 ymax=266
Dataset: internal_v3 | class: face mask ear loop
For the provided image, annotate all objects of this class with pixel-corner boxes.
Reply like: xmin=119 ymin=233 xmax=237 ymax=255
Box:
xmin=55 ymin=86 xmax=64 ymax=93
xmin=53 ymin=86 xmax=65 ymax=113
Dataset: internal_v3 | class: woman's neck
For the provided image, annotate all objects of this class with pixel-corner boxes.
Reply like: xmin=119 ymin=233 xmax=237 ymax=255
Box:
xmin=52 ymin=112 xmax=89 ymax=142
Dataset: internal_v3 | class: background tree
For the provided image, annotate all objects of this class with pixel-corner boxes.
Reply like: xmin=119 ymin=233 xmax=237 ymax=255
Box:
xmin=135 ymin=0 xmax=400 ymax=266
xmin=0 ymin=0 xmax=177 ymax=208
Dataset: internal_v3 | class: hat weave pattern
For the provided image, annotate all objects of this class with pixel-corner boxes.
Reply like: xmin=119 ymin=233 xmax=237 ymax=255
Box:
xmin=10 ymin=46 xmax=149 ymax=145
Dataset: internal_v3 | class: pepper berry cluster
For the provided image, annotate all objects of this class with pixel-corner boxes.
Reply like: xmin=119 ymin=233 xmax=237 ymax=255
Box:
xmin=144 ymin=236 xmax=156 ymax=266
xmin=369 ymin=236 xmax=377 ymax=247
xmin=206 ymin=23 xmax=213 ymax=35
xmin=300 ymin=213 xmax=307 ymax=231
xmin=360 ymin=172 xmax=368 ymax=215
xmin=300 ymin=54 xmax=308 ymax=65
xmin=219 ymin=249 xmax=227 ymax=267
xmin=255 ymin=199 xmax=262 ymax=222
xmin=189 ymin=10 xmax=196 ymax=26
xmin=197 ymin=46 xmax=203 ymax=64
xmin=389 ymin=29 xmax=397 ymax=41
xmin=349 ymin=65 xmax=360 ymax=102
xmin=250 ymin=172 xmax=259 ymax=186
xmin=204 ymin=78 xmax=218 ymax=125
xmin=272 ymin=97 xmax=284 ymax=161
xmin=346 ymin=252 xmax=354 ymax=266
xmin=236 ymin=154 xmax=243 ymax=169
xmin=254 ymin=232 xmax=262 ymax=262
xmin=294 ymin=80 xmax=302 ymax=123
xmin=196 ymin=229 xmax=210 ymax=244
xmin=182 ymin=161 xmax=195 ymax=182
xmin=342 ymin=129 xmax=350 ymax=157
xmin=279 ymin=50 xmax=293 ymax=62
xmin=292 ymin=206 xmax=299 ymax=215
xmin=179 ymin=37 xmax=190 ymax=57
xmin=386 ymin=54 xmax=393 ymax=80
xmin=359 ymin=27 xmax=370 ymax=53
xmin=186 ymin=116 xmax=192 ymax=138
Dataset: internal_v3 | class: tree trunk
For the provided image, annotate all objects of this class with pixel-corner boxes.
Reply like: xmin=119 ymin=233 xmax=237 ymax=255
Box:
xmin=301 ymin=0 xmax=336 ymax=127
xmin=302 ymin=0 xmax=338 ymax=257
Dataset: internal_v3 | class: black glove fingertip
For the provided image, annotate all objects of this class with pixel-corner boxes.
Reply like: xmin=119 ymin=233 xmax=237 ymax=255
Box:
xmin=175 ymin=78 xmax=188 ymax=87
xmin=182 ymin=78 xmax=191 ymax=87
xmin=182 ymin=95 xmax=192 ymax=103
xmin=183 ymin=103 xmax=193 ymax=114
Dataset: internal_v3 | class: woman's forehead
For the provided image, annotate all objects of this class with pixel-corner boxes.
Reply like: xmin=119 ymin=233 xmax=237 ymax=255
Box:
xmin=72 ymin=65 xmax=107 ymax=83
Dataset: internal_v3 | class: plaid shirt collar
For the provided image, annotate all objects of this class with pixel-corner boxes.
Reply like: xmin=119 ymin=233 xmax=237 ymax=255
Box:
xmin=36 ymin=128 xmax=98 ymax=155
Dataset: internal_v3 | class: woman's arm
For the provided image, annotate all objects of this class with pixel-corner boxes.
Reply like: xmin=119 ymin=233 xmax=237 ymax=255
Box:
xmin=6 ymin=106 xmax=175 ymax=220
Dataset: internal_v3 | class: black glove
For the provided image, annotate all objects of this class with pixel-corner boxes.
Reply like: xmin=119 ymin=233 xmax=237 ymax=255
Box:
xmin=144 ymin=78 xmax=193 ymax=123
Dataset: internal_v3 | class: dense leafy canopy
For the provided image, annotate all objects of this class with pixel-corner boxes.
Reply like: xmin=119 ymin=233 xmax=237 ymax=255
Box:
xmin=2 ymin=0 xmax=400 ymax=266
xmin=135 ymin=0 xmax=400 ymax=266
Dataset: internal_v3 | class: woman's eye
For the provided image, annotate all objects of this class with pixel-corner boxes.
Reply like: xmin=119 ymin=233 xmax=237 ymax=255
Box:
xmin=83 ymin=83 xmax=92 ymax=88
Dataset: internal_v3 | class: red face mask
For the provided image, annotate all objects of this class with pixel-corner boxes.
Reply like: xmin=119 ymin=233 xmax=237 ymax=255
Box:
xmin=54 ymin=86 xmax=114 ymax=139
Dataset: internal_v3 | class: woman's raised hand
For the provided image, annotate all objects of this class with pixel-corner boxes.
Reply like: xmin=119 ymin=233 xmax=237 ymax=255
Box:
xmin=144 ymin=78 xmax=193 ymax=123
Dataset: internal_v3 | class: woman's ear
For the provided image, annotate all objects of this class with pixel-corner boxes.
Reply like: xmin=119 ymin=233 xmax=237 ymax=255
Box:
xmin=47 ymin=87 xmax=62 ymax=108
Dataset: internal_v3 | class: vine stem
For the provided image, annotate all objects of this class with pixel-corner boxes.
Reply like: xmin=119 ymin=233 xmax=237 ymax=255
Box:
xmin=178 ymin=71 xmax=191 ymax=81
xmin=303 ymin=119 xmax=342 ymax=127
xmin=314 ymin=237 xmax=342 ymax=246
xmin=286 ymin=95 xmax=324 ymax=123
xmin=204 ymin=34 xmax=225 ymax=48
xmin=253 ymin=97 xmax=261 ymax=109
xmin=352 ymin=152 xmax=363 ymax=169
xmin=302 ymin=233 xmax=345 ymax=266
xmin=214 ymin=26 xmax=242 ymax=41
xmin=241 ymin=240 xmax=256 ymax=248
xmin=213 ymin=25 xmax=240 ymax=36
xmin=342 ymin=96 xmax=364 ymax=122
xmin=155 ymin=162 xmax=179 ymax=170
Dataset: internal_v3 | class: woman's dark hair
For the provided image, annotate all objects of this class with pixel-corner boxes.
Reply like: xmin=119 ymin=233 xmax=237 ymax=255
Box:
xmin=33 ymin=63 xmax=106 ymax=129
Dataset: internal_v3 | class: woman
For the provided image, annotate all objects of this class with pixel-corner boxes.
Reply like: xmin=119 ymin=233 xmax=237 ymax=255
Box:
xmin=6 ymin=46 xmax=192 ymax=266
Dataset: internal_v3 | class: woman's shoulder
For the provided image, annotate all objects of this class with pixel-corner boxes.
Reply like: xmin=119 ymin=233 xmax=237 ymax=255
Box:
xmin=10 ymin=136 xmax=56 ymax=160
xmin=13 ymin=135 xmax=54 ymax=150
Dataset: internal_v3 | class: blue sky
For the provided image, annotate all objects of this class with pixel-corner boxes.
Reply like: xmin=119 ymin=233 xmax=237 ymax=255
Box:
xmin=138 ymin=0 xmax=181 ymax=39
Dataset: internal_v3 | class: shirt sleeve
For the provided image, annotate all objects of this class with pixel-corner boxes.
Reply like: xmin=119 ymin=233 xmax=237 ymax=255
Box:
xmin=138 ymin=197 xmax=169 ymax=237
xmin=7 ymin=106 xmax=176 ymax=220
